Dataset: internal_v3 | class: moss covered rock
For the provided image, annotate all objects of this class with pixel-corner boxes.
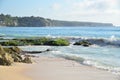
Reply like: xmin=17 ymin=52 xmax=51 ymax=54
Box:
xmin=0 ymin=40 xmax=20 ymax=46
xmin=45 ymin=38 xmax=70 ymax=46
xmin=0 ymin=38 xmax=70 ymax=46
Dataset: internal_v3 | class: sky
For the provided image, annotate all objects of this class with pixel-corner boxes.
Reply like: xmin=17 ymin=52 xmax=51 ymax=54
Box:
xmin=0 ymin=0 xmax=120 ymax=26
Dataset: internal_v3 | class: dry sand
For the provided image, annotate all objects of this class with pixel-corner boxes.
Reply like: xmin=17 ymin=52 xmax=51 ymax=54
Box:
xmin=0 ymin=63 xmax=32 ymax=80
xmin=0 ymin=57 xmax=119 ymax=80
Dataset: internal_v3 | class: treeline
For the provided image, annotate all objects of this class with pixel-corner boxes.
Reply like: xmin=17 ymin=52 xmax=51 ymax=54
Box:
xmin=0 ymin=14 xmax=49 ymax=27
xmin=0 ymin=14 xmax=18 ymax=26
xmin=0 ymin=14 xmax=113 ymax=27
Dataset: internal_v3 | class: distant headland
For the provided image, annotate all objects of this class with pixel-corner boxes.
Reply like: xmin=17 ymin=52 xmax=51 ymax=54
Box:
xmin=0 ymin=14 xmax=113 ymax=27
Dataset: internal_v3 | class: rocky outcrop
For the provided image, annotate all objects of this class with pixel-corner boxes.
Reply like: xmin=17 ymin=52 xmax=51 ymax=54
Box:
xmin=4 ymin=47 xmax=22 ymax=62
xmin=0 ymin=45 xmax=13 ymax=65
xmin=74 ymin=41 xmax=92 ymax=47
xmin=0 ymin=38 xmax=70 ymax=46
xmin=22 ymin=56 xmax=32 ymax=63
xmin=0 ymin=45 xmax=32 ymax=66
xmin=23 ymin=49 xmax=51 ymax=54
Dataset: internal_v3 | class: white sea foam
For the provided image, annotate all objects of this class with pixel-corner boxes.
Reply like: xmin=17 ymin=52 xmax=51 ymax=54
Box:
xmin=83 ymin=59 xmax=120 ymax=75
xmin=49 ymin=49 xmax=120 ymax=75
xmin=109 ymin=35 xmax=117 ymax=41
xmin=0 ymin=33 xmax=5 ymax=36
xmin=19 ymin=45 xmax=120 ymax=75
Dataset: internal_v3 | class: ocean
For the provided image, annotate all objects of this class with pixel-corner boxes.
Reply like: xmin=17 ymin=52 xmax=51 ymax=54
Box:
xmin=0 ymin=26 xmax=120 ymax=75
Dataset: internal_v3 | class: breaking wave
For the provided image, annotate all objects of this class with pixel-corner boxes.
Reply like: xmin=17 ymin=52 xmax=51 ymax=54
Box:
xmin=49 ymin=50 xmax=120 ymax=75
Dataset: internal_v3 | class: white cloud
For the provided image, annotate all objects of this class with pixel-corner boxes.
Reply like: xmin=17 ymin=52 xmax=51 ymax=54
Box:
xmin=52 ymin=0 xmax=120 ymax=25
xmin=52 ymin=3 xmax=61 ymax=11
xmin=72 ymin=0 xmax=120 ymax=12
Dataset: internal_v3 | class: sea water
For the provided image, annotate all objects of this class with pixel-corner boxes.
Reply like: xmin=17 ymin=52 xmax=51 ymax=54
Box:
xmin=0 ymin=26 xmax=120 ymax=74
xmin=0 ymin=26 xmax=120 ymax=38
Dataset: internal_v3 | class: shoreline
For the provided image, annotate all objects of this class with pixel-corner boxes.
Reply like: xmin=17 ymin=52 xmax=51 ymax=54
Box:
xmin=0 ymin=56 xmax=119 ymax=80
xmin=24 ymin=56 xmax=120 ymax=80
xmin=26 ymin=56 xmax=119 ymax=80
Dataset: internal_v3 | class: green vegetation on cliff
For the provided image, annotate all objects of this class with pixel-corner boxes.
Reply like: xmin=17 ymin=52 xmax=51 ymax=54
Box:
xmin=0 ymin=14 xmax=113 ymax=27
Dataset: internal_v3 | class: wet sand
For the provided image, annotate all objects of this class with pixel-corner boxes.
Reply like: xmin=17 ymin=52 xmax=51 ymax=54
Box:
xmin=26 ymin=57 xmax=119 ymax=80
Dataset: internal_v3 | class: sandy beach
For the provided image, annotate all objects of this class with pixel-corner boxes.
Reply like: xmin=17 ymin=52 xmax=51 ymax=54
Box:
xmin=26 ymin=57 xmax=119 ymax=80
xmin=0 ymin=56 xmax=119 ymax=80
xmin=0 ymin=63 xmax=32 ymax=80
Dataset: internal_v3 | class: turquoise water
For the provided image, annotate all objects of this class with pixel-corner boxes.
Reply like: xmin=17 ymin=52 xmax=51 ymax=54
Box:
xmin=0 ymin=26 xmax=120 ymax=74
xmin=0 ymin=27 xmax=120 ymax=38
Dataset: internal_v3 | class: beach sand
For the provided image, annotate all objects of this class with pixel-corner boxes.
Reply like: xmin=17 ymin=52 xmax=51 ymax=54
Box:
xmin=0 ymin=63 xmax=32 ymax=80
xmin=26 ymin=57 xmax=119 ymax=80
xmin=0 ymin=56 xmax=119 ymax=80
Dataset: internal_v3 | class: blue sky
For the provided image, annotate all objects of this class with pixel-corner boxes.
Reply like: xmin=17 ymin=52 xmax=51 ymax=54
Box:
xmin=0 ymin=0 xmax=120 ymax=26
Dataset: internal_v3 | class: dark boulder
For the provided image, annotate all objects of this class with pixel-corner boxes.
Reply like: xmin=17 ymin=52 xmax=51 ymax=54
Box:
xmin=74 ymin=40 xmax=92 ymax=47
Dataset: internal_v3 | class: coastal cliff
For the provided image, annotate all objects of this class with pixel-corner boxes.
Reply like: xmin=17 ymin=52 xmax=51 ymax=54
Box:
xmin=0 ymin=14 xmax=113 ymax=27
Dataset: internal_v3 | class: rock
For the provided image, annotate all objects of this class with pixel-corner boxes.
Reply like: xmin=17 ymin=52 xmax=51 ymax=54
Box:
xmin=74 ymin=40 xmax=92 ymax=47
xmin=0 ymin=45 xmax=32 ymax=65
xmin=22 ymin=56 xmax=32 ymax=63
xmin=45 ymin=38 xmax=70 ymax=46
xmin=4 ymin=47 xmax=22 ymax=62
xmin=23 ymin=49 xmax=51 ymax=54
xmin=11 ymin=46 xmax=22 ymax=54
xmin=82 ymin=44 xmax=89 ymax=47
xmin=0 ymin=45 xmax=13 ymax=65
xmin=0 ymin=45 xmax=6 ymax=54
xmin=46 ymin=49 xmax=51 ymax=51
